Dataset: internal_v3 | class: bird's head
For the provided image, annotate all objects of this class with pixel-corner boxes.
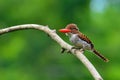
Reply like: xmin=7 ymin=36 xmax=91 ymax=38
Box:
xmin=59 ymin=23 xmax=79 ymax=34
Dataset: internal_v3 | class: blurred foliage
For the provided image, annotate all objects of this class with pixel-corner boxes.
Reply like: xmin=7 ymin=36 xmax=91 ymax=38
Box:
xmin=0 ymin=0 xmax=120 ymax=80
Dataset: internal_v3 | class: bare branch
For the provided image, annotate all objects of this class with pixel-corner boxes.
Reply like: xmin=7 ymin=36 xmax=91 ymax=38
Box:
xmin=0 ymin=24 xmax=103 ymax=80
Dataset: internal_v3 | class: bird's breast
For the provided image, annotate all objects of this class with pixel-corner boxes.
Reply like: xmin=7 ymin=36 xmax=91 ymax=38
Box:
xmin=70 ymin=34 xmax=91 ymax=50
xmin=70 ymin=34 xmax=82 ymax=47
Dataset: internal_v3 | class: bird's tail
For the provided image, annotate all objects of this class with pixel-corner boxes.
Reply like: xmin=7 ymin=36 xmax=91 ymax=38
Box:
xmin=93 ymin=49 xmax=109 ymax=62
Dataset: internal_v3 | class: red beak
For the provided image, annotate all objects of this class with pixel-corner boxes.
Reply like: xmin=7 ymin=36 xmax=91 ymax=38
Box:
xmin=59 ymin=28 xmax=71 ymax=33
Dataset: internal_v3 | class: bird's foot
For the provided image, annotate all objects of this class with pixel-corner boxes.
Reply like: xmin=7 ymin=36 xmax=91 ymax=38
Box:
xmin=79 ymin=48 xmax=84 ymax=52
xmin=71 ymin=46 xmax=81 ymax=49
xmin=60 ymin=47 xmax=72 ymax=54
xmin=61 ymin=47 xmax=66 ymax=53
xmin=71 ymin=47 xmax=84 ymax=53
xmin=60 ymin=47 xmax=84 ymax=54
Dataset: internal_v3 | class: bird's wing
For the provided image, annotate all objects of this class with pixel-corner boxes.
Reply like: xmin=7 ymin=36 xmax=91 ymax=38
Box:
xmin=77 ymin=33 xmax=94 ymax=48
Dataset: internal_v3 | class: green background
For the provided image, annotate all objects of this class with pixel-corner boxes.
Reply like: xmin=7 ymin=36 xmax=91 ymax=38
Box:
xmin=0 ymin=0 xmax=120 ymax=80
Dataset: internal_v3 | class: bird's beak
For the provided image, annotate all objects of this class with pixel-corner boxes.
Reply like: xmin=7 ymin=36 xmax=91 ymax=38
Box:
xmin=59 ymin=28 xmax=71 ymax=33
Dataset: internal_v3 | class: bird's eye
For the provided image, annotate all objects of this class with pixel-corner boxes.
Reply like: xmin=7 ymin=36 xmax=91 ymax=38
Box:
xmin=71 ymin=28 xmax=78 ymax=30
xmin=72 ymin=28 xmax=74 ymax=29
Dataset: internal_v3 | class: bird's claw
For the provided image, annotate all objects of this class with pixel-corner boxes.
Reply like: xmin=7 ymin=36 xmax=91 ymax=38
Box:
xmin=71 ymin=46 xmax=84 ymax=53
xmin=60 ymin=47 xmax=72 ymax=54
xmin=60 ymin=47 xmax=84 ymax=54
xmin=71 ymin=46 xmax=81 ymax=49
xmin=61 ymin=47 xmax=66 ymax=53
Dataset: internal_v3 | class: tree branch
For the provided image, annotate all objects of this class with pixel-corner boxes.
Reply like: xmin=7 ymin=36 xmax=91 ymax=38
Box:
xmin=0 ymin=24 xmax=103 ymax=80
